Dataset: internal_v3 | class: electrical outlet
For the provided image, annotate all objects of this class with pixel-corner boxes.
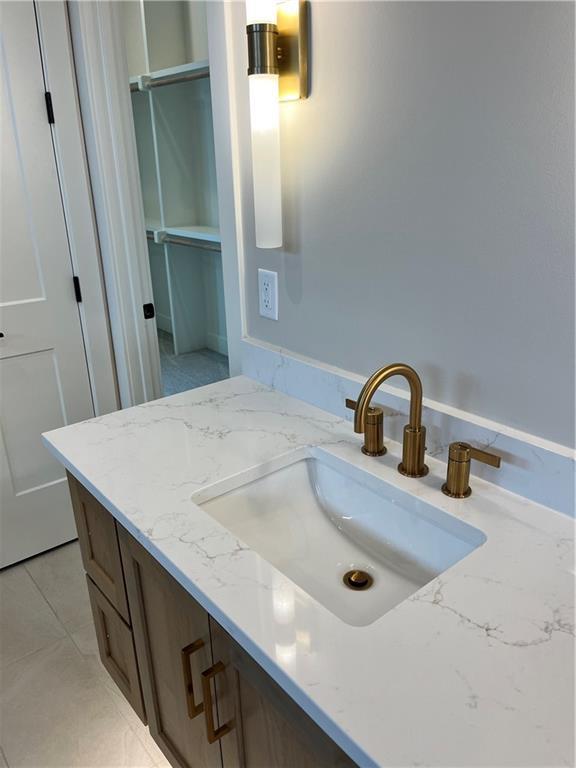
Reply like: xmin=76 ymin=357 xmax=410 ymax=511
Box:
xmin=258 ymin=269 xmax=278 ymax=320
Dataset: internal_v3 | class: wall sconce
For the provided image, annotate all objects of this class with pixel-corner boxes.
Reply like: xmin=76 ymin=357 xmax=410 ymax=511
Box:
xmin=246 ymin=0 xmax=309 ymax=249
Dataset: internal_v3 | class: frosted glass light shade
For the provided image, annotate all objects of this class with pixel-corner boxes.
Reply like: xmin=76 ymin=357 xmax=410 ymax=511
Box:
xmin=246 ymin=0 xmax=277 ymax=25
xmin=248 ymin=74 xmax=282 ymax=248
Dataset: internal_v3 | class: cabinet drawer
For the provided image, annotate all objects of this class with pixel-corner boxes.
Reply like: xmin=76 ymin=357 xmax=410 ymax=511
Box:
xmin=86 ymin=576 xmax=146 ymax=723
xmin=67 ymin=472 xmax=130 ymax=622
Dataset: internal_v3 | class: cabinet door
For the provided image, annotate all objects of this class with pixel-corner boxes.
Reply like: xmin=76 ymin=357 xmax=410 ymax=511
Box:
xmin=118 ymin=527 xmax=222 ymax=768
xmin=86 ymin=576 xmax=146 ymax=722
xmin=67 ymin=473 xmax=130 ymax=622
xmin=209 ymin=619 xmax=357 ymax=768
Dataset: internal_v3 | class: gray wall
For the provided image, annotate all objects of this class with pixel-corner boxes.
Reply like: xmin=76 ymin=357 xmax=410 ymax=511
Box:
xmin=237 ymin=2 xmax=574 ymax=447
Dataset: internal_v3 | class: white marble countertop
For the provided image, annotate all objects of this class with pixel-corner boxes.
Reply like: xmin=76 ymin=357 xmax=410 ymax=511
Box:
xmin=43 ymin=376 xmax=575 ymax=768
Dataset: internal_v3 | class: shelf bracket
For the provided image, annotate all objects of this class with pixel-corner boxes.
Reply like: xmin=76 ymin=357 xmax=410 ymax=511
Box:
xmin=137 ymin=75 xmax=151 ymax=92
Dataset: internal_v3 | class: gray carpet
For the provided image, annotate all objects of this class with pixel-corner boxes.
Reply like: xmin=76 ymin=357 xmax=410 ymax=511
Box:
xmin=158 ymin=331 xmax=229 ymax=396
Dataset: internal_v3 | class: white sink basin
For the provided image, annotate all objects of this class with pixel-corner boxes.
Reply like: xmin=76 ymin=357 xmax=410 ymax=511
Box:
xmin=193 ymin=448 xmax=486 ymax=626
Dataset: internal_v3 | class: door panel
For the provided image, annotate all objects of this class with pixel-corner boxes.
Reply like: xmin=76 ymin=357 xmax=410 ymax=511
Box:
xmin=118 ymin=526 xmax=222 ymax=768
xmin=210 ymin=618 xmax=357 ymax=768
xmin=68 ymin=473 xmax=130 ymax=622
xmin=0 ymin=0 xmax=94 ymax=567
xmin=1 ymin=350 xmax=68 ymax=492
xmin=86 ymin=576 xmax=146 ymax=723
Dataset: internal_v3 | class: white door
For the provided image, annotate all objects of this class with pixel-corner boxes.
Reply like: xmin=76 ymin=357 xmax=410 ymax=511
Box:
xmin=0 ymin=1 xmax=94 ymax=567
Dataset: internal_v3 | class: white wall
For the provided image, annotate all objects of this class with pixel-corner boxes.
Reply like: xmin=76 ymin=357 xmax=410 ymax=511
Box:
xmin=222 ymin=1 xmax=574 ymax=447
xmin=202 ymin=250 xmax=228 ymax=355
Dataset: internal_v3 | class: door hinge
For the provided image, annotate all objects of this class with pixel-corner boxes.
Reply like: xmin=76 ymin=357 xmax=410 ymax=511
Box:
xmin=143 ymin=303 xmax=155 ymax=319
xmin=73 ymin=276 xmax=82 ymax=303
xmin=45 ymin=91 xmax=55 ymax=124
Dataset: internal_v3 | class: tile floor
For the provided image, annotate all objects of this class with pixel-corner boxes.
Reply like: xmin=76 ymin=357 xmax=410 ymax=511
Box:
xmin=157 ymin=331 xmax=229 ymax=397
xmin=0 ymin=541 xmax=171 ymax=768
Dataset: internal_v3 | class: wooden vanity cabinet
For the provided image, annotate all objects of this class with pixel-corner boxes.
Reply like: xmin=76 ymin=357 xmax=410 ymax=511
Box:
xmin=68 ymin=472 xmax=145 ymax=721
xmin=118 ymin=527 xmax=221 ymax=768
xmin=210 ymin=619 xmax=357 ymax=768
xmin=67 ymin=472 xmax=130 ymax=622
xmin=69 ymin=476 xmax=358 ymax=768
xmin=86 ymin=575 xmax=146 ymax=722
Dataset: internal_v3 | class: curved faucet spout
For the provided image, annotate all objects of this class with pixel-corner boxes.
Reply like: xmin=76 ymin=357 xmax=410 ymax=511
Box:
xmin=353 ymin=363 xmax=423 ymax=434
xmin=351 ymin=362 xmax=428 ymax=478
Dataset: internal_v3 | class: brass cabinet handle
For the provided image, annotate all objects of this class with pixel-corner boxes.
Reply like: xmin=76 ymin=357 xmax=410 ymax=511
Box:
xmin=201 ymin=661 xmax=234 ymax=743
xmin=181 ymin=639 xmax=205 ymax=718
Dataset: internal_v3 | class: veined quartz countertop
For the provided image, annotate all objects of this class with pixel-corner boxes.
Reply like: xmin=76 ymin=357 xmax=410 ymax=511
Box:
xmin=43 ymin=376 xmax=575 ymax=767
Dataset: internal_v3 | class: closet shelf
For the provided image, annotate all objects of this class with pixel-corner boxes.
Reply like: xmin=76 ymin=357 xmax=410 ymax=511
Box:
xmin=145 ymin=219 xmax=163 ymax=236
xmin=165 ymin=225 xmax=220 ymax=242
xmin=129 ymin=60 xmax=210 ymax=92
xmin=145 ymin=225 xmax=221 ymax=252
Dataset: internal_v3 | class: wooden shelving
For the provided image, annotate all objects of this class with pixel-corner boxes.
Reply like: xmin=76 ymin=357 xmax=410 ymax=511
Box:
xmin=165 ymin=225 xmax=220 ymax=243
xmin=145 ymin=219 xmax=163 ymax=237
xmin=122 ymin=1 xmax=226 ymax=359
xmin=146 ymin=225 xmax=221 ymax=252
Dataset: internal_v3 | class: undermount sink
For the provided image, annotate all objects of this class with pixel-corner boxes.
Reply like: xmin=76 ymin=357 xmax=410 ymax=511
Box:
xmin=193 ymin=448 xmax=486 ymax=626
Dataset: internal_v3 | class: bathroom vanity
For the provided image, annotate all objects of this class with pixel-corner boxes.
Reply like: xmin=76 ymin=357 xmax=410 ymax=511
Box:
xmin=68 ymin=471 xmax=354 ymax=767
xmin=43 ymin=376 xmax=574 ymax=767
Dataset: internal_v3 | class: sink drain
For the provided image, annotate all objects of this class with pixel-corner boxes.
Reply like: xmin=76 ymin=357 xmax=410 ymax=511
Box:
xmin=343 ymin=569 xmax=374 ymax=591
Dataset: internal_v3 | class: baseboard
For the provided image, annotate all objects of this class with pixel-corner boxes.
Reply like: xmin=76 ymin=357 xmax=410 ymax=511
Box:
xmin=156 ymin=313 xmax=172 ymax=335
xmin=206 ymin=332 xmax=228 ymax=357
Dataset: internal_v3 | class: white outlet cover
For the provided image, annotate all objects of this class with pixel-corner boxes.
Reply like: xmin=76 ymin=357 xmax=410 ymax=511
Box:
xmin=258 ymin=269 xmax=278 ymax=320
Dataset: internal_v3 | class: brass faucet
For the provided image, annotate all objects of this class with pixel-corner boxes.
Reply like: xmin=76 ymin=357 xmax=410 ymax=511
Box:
xmin=347 ymin=363 xmax=428 ymax=477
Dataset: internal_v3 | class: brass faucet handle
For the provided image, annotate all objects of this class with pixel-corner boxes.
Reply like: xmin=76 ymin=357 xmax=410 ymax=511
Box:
xmin=449 ymin=442 xmax=501 ymax=468
xmin=442 ymin=442 xmax=502 ymax=498
xmin=468 ymin=445 xmax=502 ymax=469
xmin=345 ymin=399 xmax=386 ymax=457
xmin=345 ymin=398 xmax=382 ymax=416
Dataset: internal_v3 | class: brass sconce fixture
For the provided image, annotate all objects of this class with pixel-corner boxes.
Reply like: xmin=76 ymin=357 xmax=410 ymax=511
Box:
xmin=246 ymin=0 xmax=309 ymax=248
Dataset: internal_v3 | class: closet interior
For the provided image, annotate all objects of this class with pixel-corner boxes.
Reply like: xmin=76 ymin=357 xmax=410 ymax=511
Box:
xmin=122 ymin=1 xmax=229 ymax=396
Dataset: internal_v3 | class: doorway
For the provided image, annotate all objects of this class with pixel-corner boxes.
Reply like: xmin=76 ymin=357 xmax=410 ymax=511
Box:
xmin=121 ymin=2 xmax=230 ymax=397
